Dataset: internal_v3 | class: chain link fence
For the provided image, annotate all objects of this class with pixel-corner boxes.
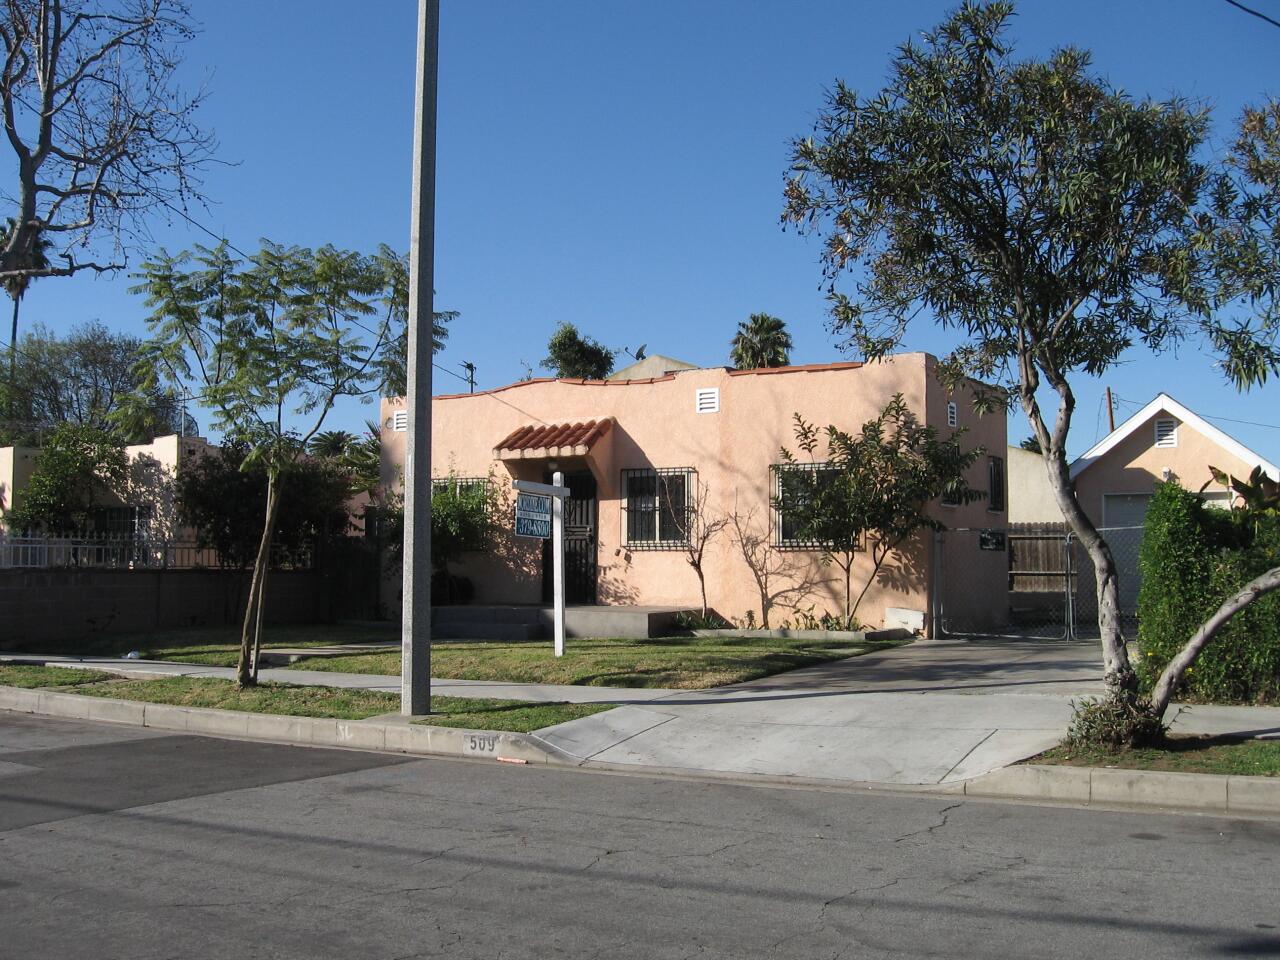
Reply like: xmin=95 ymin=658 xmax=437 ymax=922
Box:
xmin=935 ymin=524 xmax=1146 ymax=641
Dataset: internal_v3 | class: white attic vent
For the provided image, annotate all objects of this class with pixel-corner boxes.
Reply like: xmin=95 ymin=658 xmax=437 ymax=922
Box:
xmin=392 ymin=410 xmax=408 ymax=432
xmin=695 ymin=388 xmax=720 ymax=414
xmin=946 ymin=401 xmax=958 ymax=428
xmin=1154 ymin=418 xmax=1178 ymax=448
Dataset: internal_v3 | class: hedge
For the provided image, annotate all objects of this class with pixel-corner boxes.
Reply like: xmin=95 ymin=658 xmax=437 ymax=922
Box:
xmin=1136 ymin=482 xmax=1280 ymax=703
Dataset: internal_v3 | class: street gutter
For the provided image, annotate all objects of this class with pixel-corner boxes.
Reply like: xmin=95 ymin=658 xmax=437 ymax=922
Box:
xmin=3 ymin=683 xmax=1278 ymax=818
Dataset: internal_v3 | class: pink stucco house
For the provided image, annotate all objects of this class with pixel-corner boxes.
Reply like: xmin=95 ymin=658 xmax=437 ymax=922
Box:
xmin=380 ymin=352 xmax=1009 ymax=636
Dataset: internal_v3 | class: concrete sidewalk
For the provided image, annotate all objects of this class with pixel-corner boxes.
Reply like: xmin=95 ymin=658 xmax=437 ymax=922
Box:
xmin=0 ymin=653 xmax=677 ymax=705
xmin=8 ymin=642 xmax=1280 ymax=787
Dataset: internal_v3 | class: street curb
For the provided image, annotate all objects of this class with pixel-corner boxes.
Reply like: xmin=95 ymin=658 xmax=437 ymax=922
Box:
xmin=0 ymin=685 xmax=576 ymax=767
xmin=963 ymin=763 xmax=1280 ymax=816
xmin=4 ymin=684 xmax=1278 ymax=816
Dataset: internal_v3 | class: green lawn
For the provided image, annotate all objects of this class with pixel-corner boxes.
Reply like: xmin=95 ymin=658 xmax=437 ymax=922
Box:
xmin=4 ymin=623 xmax=398 ymax=665
xmin=0 ymin=664 xmax=115 ymax=688
xmin=412 ymin=698 xmax=613 ymax=732
xmin=1035 ymin=736 xmax=1280 ymax=777
xmin=0 ymin=664 xmax=610 ymax=731
xmin=289 ymin=635 xmax=902 ymax=689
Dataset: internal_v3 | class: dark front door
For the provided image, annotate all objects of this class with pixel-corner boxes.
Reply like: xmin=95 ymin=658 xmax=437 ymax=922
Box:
xmin=543 ymin=470 xmax=597 ymax=604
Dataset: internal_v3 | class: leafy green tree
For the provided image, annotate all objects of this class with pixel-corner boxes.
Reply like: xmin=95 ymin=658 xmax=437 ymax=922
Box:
xmin=133 ymin=240 xmax=401 ymax=686
xmin=542 ymin=322 xmax=615 ymax=379
xmin=176 ymin=442 xmax=352 ymax=572
xmin=2 ymin=321 xmax=195 ymax=446
xmin=782 ymin=2 xmax=1279 ymax=734
xmin=1018 ymin=436 xmax=1042 ymax=454
xmin=777 ymin=395 xmax=982 ymax=620
xmin=374 ymin=248 xmax=458 ymax=396
xmin=730 ymin=313 xmax=792 ymax=369
xmin=7 ymin=423 xmax=127 ymax=534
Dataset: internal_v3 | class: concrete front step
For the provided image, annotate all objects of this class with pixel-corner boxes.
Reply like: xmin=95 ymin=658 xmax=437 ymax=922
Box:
xmin=434 ymin=622 xmax=541 ymax=643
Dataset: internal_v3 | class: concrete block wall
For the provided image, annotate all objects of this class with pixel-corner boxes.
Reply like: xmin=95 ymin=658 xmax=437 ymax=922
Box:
xmin=0 ymin=568 xmax=327 ymax=647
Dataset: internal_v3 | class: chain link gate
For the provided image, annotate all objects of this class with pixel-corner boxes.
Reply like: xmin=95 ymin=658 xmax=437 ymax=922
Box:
xmin=935 ymin=525 xmax=1147 ymax=641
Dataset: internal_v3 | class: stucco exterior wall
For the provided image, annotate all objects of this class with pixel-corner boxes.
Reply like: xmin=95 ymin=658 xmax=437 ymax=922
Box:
xmin=0 ymin=434 xmax=214 ymax=536
xmin=1072 ymin=413 xmax=1255 ymax=528
xmin=381 ymin=353 xmax=1008 ymax=634
xmin=0 ymin=446 xmax=38 ymax=528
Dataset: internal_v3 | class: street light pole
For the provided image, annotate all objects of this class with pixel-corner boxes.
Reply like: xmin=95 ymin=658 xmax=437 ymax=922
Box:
xmin=402 ymin=0 xmax=439 ymax=716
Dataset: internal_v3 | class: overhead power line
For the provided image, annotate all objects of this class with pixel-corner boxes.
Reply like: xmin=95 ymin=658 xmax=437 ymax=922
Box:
xmin=1223 ymin=0 xmax=1280 ymax=31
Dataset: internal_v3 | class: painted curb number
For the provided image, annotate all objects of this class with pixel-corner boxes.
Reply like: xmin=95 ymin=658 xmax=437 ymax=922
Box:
xmin=465 ymin=734 xmax=499 ymax=754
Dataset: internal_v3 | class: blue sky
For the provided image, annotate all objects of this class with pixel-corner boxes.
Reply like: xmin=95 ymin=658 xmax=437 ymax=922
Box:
xmin=17 ymin=0 xmax=1280 ymax=462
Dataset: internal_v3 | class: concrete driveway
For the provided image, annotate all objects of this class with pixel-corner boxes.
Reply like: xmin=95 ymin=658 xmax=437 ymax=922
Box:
xmin=536 ymin=639 xmax=1106 ymax=786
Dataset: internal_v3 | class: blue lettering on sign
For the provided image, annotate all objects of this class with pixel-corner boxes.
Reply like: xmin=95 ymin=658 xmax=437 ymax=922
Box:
xmin=515 ymin=515 xmax=552 ymax=539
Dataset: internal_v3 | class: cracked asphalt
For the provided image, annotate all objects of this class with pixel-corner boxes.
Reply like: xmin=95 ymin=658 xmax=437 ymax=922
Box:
xmin=3 ymin=712 xmax=1280 ymax=959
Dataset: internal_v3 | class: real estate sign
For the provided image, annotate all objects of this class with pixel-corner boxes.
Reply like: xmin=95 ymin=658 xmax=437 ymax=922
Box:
xmin=514 ymin=492 xmax=553 ymax=539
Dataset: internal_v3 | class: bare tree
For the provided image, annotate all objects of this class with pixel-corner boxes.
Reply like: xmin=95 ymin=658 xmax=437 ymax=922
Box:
xmin=0 ymin=0 xmax=214 ymax=290
xmin=668 ymin=477 xmax=729 ymax=620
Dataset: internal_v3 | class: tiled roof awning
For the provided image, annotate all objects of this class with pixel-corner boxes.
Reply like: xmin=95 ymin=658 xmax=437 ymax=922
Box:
xmin=493 ymin=418 xmax=613 ymax=460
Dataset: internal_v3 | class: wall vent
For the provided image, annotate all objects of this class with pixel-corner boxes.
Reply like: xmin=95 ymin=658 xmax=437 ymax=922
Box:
xmin=1154 ymin=418 xmax=1178 ymax=448
xmin=946 ymin=401 xmax=958 ymax=428
xmin=392 ymin=410 xmax=408 ymax=432
xmin=695 ymin=388 xmax=720 ymax=414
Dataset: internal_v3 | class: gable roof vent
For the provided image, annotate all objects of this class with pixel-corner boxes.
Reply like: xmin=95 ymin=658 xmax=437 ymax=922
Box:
xmin=391 ymin=410 xmax=408 ymax=432
xmin=1154 ymin=417 xmax=1178 ymax=448
xmin=695 ymin=387 xmax=720 ymax=414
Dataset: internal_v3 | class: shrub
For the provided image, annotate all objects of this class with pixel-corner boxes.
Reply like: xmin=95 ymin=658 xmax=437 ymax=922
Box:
xmin=1066 ymin=696 xmax=1166 ymax=749
xmin=1137 ymin=482 xmax=1280 ymax=703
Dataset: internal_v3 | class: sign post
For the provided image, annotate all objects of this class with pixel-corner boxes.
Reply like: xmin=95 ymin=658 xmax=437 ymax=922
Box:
xmin=513 ymin=477 xmax=570 ymax=657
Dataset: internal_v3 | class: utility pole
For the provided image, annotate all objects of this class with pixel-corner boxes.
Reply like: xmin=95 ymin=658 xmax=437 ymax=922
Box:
xmin=1105 ymin=386 xmax=1116 ymax=434
xmin=462 ymin=361 xmax=476 ymax=393
xmin=402 ymin=0 xmax=439 ymax=716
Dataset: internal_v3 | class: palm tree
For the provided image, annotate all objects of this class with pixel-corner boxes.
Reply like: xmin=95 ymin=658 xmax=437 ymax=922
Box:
xmin=3 ymin=220 xmax=52 ymax=420
xmin=730 ymin=313 xmax=793 ymax=369
xmin=307 ymin=430 xmax=357 ymax=459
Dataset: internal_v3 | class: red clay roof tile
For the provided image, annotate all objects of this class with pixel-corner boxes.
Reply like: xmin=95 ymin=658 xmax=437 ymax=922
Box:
xmin=494 ymin=418 xmax=613 ymax=456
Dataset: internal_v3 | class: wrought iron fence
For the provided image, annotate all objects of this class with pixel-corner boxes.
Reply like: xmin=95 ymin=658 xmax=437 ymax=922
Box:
xmin=0 ymin=534 xmax=312 ymax=571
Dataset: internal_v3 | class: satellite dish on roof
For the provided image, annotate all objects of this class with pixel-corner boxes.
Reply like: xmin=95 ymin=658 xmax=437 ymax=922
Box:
xmin=634 ymin=344 xmax=647 ymax=360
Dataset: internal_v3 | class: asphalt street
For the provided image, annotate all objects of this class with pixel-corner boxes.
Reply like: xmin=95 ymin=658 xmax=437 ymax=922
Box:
xmin=3 ymin=712 xmax=1279 ymax=960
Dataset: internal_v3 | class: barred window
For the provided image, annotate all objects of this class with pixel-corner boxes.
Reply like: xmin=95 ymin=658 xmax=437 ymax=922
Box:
xmin=773 ymin=463 xmax=840 ymax=548
xmin=988 ymin=456 xmax=1005 ymax=512
xmin=622 ymin=468 xmax=693 ymax=549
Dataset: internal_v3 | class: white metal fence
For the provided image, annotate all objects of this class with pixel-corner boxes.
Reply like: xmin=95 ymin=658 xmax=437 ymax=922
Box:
xmin=0 ymin=535 xmax=311 ymax=570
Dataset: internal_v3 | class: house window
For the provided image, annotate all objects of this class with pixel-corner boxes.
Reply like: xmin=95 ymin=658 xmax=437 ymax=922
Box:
xmin=988 ymin=456 xmax=1005 ymax=512
xmin=946 ymin=401 xmax=958 ymax=428
xmin=695 ymin=388 xmax=720 ymax=414
xmin=91 ymin=505 xmax=153 ymax=539
xmin=391 ymin=410 xmax=408 ymax=432
xmin=622 ymin=468 xmax=693 ymax=548
xmin=1154 ymin=418 xmax=1177 ymax=448
xmin=773 ymin=462 xmax=841 ymax=548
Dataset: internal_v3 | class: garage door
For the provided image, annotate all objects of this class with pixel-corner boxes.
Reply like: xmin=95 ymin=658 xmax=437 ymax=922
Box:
xmin=1102 ymin=493 xmax=1150 ymax=616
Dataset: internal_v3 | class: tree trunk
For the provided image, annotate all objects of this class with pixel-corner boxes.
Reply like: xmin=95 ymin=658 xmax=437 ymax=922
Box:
xmin=236 ymin=471 xmax=281 ymax=688
xmin=696 ymin=566 xmax=708 ymax=620
xmin=1018 ymin=368 xmax=1135 ymax=700
xmin=7 ymin=294 xmax=18 ymax=421
xmin=250 ymin=560 xmax=269 ymax=683
xmin=843 ymin=559 xmax=852 ymax=619
xmin=1149 ymin=565 xmax=1280 ymax=717
xmin=1039 ymin=441 xmax=1134 ymax=697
